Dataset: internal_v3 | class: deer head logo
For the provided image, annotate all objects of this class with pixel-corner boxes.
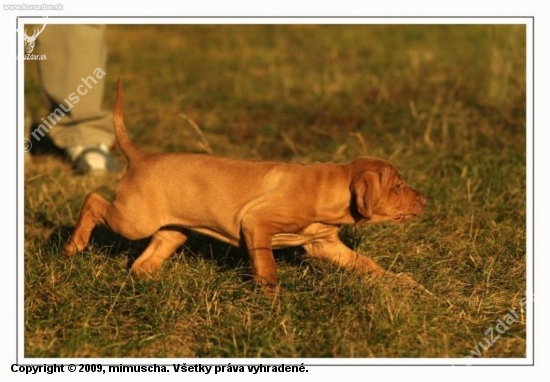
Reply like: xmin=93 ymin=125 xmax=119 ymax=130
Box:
xmin=21 ymin=18 xmax=48 ymax=54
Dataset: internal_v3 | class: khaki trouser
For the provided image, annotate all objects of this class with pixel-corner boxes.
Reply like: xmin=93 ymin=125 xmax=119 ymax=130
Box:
xmin=25 ymin=24 xmax=114 ymax=150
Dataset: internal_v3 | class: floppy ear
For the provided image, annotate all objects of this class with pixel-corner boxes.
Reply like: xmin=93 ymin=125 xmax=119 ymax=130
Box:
xmin=351 ymin=171 xmax=381 ymax=220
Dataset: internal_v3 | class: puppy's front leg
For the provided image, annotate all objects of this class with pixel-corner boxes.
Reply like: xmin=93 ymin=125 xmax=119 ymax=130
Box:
xmin=241 ymin=219 xmax=278 ymax=287
xmin=304 ymin=237 xmax=386 ymax=276
xmin=303 ymin=230 xmax=414 ymax=284
xmin=304 ymin=229 xmax=414 ymax=284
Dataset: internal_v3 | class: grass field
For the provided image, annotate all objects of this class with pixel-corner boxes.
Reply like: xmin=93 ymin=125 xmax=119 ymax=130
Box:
xmin=23 ymin=24 xmax=527 ymax=358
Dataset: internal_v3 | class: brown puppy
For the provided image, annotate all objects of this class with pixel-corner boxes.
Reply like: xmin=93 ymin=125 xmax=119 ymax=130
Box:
xmin=63 ymin=80 xmax=427 ymax=287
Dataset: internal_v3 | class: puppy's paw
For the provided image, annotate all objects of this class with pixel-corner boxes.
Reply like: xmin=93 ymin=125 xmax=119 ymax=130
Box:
xmin=366 ymin=270 xmax=415 ymax=286
xmin=62 ymin=241 xmax=80 ymax=257
xmin=392 ymin=272 xmax=415 ymax=286
xmin=130 ymin=259 xmax=162 ymax=279
xmin=255 ymin=283 xmax=282 ymax=300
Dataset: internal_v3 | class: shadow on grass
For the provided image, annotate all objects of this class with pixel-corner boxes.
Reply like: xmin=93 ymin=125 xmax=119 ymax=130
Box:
xmin=46 ymin=224 xmax=308 ymax=282
xmin=27 ymin=123 xmax=65 ymax=159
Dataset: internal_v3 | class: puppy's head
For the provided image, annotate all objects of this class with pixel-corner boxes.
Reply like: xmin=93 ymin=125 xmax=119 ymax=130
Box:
xmin=350 ymin=158 xmax=427 ymax=224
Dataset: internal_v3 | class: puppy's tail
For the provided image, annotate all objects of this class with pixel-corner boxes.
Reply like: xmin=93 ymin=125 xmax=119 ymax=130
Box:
xmin=114 ymin=79 xmax=145 ymax=165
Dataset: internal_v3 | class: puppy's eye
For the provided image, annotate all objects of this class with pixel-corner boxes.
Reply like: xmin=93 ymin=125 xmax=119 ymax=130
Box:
xmin=395 ymin=182 xmax=403 ymax=192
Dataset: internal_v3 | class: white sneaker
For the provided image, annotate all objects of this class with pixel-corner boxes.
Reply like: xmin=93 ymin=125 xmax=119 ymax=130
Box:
xmin=67 ymin=144 xmax=118 ymax=175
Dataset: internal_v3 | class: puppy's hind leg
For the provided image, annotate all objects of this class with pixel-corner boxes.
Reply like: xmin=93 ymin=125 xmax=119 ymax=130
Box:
xmin=63 ymin=191 xmax=159 ymax=257
xmin=63 ymin=192 xmax=112 ymax=256
xmin=130 ymin=228 xmax=188 ymax=278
